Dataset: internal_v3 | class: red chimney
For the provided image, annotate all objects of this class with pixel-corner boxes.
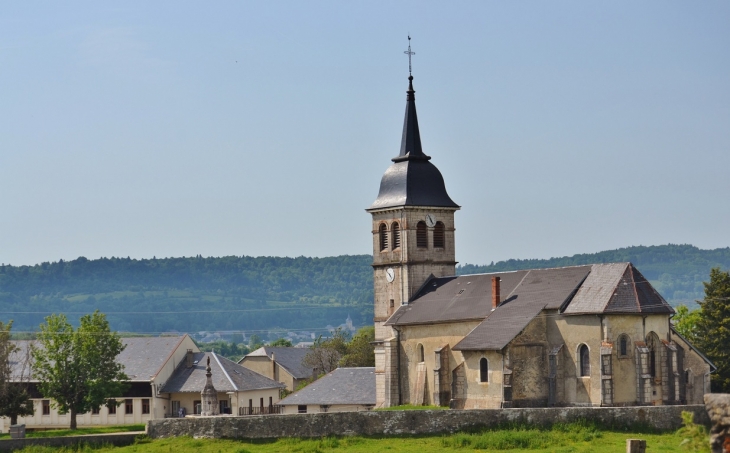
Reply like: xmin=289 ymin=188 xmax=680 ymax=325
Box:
xmin=492 ymin=276 xmax=500 ymax=309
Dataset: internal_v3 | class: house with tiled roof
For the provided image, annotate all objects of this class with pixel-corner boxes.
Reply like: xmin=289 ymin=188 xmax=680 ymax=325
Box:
xmin=239 ymin=346 xmax=315 ymax=391
xmin=162 ymin=351 xmax=284 ymax=415
xmin=278 ymin=367 xmax=375 ymax=414
xmin=367 ymin=72 xmax=714 ymax=410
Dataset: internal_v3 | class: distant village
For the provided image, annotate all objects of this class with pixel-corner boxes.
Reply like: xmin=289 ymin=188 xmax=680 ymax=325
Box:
xmin=193 ymin=314 xmax=356 ymax=347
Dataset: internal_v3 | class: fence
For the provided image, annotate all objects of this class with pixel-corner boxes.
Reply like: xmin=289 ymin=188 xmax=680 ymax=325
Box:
xmin=238 ymin=406 xmax=283 ymax=416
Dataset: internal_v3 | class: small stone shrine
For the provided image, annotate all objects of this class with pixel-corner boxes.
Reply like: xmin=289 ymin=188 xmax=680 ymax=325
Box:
xmin=200 ymin=356 xmax=219 ymax=416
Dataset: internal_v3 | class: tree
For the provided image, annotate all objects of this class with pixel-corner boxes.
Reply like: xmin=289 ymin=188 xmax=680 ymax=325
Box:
xmin=248 ymin=334 xmax=264 ymax=351
xmin=302 ymin=328 xmax=350 ymax=375
xmin=672 ymin=304 xmax=702 ymax=343
xmin=269 ymin=338 xmax=293 ymax=347
xmin=31 ymin=311 xmax=128 ymax=429
xmin=340 ymin=326 xmax=375 ymax=367
xmin=695 ymin=267 xmax=730 ymax=393
xmin=0 ymin=320 xmax=34 ymax=425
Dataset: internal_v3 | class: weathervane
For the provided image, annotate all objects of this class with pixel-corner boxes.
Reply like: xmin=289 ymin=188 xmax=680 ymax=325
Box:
xmin=404 ymin=35 xmax=415 ymax=76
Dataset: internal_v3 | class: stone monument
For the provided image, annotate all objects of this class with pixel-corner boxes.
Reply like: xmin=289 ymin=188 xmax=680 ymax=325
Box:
xmin=200 ymin=356 xmax=219 ymax=416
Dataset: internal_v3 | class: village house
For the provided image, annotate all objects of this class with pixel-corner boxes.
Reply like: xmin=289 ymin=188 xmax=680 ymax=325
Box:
xmin=278 ymin=367 xmax=375 ymax=414
xmin=239 ymin=346 xmax=314 ymax=392
xmin=161 ymin=350 xmax=284 ymax=416
xmin=368 ymin=74 xmax=715 ymax=409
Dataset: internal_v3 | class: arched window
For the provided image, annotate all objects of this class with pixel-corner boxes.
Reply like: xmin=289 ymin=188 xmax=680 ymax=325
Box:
xmin=433 ymin=222 xmax=445 ymax=248
xmin=416 ymin=221 xmax=428 ymax=248
xmin=618 ymin=334 xmax=630 ymax=358
xmin=579 ymin=344 xmax=590 ymax=377
xmin=646 ymin=333 xmax=660 ymax=379
xmin=479 ymin=358 xmax=488 ymax=382
xmin=417 ymin=344 xmax=424 ymax=363
xmin=379 ymin=224 xmax=388 ymax=251
xmin=391 ymin=222 xmax=401 ymax=249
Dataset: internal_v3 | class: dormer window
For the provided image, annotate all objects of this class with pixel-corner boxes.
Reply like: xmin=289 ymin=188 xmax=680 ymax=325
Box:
xmin=391 ymin=222 xmax=401 ymax=249
xmin=416 ymin=221 xmax=428 ymax=248
xmin=379 ymin=224 xmax=388 ymax=251
xmin=433 ymin=222 xmax=445 ymax=248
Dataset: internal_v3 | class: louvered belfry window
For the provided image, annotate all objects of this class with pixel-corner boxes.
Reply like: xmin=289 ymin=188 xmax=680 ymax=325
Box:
xmin=379 ymin=223 xmax=388 ymax=251
xmin=433 ymin=222 xmax=445 ymax=248
xmin=391 ymin=222 xmax=401 ymax=249
xmin=416 ymin=221 xmax=428 ymax=248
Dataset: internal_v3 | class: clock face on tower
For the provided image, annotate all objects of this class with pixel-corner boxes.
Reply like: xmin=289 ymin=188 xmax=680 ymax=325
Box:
xmin=425 ymin=213 xmax=436 ymax=227
xmin=386 ymin=268 xmax=395 ymax=283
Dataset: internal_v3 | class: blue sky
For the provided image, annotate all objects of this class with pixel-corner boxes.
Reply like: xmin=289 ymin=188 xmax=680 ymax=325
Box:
xmin=1 ymin=1 xmax=729 ymax=266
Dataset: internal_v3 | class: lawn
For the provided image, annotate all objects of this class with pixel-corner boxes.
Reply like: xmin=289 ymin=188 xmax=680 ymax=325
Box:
xmin=8 ymin=422 xmax=701 ymax=453
xmin=0 ymin=425 xmax=145 ymax=440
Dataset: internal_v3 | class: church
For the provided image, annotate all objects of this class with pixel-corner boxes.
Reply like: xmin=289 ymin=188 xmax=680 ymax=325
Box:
xmin=367 ymin=73 xmax=714 ymax=409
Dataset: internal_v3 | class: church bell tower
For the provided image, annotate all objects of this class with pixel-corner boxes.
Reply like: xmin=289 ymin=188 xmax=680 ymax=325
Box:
xmin=367 ymin=70 xmax=459 ymax=406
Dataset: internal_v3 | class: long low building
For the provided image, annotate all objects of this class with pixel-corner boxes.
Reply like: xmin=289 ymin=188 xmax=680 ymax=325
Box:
xmin=1 ymin=335 xmax=283 ymax=432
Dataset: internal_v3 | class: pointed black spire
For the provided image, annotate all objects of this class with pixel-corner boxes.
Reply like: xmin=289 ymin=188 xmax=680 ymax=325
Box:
xmin=395 ymin=76 xmax=429 ymax=162
xmin=367 ymin=72 xmax=459 ymax=210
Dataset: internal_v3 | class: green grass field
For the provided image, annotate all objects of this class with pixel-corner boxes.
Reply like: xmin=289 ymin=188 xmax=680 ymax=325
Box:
xmin=0 ymin=425 xmax=145 ymax=440
xmin=7 ymin=421 xmax=704 ymax=453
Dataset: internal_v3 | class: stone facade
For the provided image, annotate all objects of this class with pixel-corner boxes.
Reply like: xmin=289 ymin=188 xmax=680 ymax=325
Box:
xmin=392 ymin=310 xmax=711 ymax=409
xmin=370 ymin=207 xmax=458 ymax=407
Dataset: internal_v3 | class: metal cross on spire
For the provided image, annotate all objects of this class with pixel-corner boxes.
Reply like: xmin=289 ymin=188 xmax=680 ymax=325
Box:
xmin=404 ymin=35 xmax=415 ymax=76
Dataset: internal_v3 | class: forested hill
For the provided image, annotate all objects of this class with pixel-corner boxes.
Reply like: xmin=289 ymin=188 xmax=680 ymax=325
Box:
xmin=0 ymin=255 xmax=373 ymax=334
xmin=458 ymin=244 xmax=730 ymax=305
xmin=1 ymin=244 xmax=728 ymax=335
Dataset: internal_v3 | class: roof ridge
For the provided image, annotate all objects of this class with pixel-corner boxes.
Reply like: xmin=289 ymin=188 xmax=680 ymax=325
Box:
xmin=211 ymin=352 xmax=237 ymax=391
xmin=505 ymin=270 xmax=531 ymax=301
xmin=151 ymin=334 xmax=187 ymax=380
xmin=458 ymin=263 xmax=608 ymax=278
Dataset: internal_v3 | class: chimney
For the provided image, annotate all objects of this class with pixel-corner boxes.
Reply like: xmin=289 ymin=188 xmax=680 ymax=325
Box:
xmin=271 ymin=352 xmax=276 ymax=380
xmin=492 ymin=276 xmax=501 ymax=309
xmin=186 ymin=349 xmax=194 ymax=368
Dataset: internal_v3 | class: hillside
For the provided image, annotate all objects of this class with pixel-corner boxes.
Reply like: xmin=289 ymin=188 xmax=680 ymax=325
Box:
xmin=0 ymin=255 xmax=373 ymax=336
xmin=1 ymin=244 xmax=728 ymax=335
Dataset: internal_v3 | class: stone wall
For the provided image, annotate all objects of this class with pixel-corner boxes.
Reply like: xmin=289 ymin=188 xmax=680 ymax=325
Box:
xmin=0 ymin=433 xmax=140 ymax=452
xmin=148 ymin=405 xmax=709 ymax=440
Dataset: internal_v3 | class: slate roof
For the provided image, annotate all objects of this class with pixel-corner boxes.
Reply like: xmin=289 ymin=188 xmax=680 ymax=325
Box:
xmin=9 ymin=335 xmax=188 ymax=382
xmin=386 ymin=266 xmax=591 ymax=327
xmin=563 ymin=263 xmax=675 ymax=315
xmin=368 ymin=76 xmax=458 ymax=210
xmin=386 ymin=262 xmax=674 ymax=352
xmin=118 ymin=336 xmax=188 ymax=381
xmin=278 ymin=367 xmax=375 ymax=406
xmin=161 ymin=352 xmax=284 ymax=393
xmin=240 ymin=346 xmax=314 ymax=380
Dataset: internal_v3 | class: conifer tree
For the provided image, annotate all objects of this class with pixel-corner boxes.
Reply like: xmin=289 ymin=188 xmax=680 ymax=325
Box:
xmin=696 ymin=267 xmax=730 ymax=392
